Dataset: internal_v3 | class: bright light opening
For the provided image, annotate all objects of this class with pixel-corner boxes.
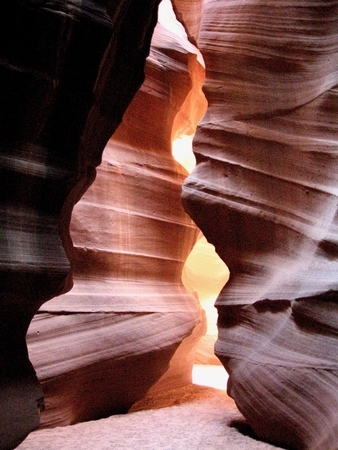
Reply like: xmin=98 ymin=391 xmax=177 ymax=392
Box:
xmin=172 ymin=136 xmax=196 ymax=174
xmin=172 ymin=135 xmax=230 ymax=389
xmin=165 ymin=0 xmax=229 ymax=390
xmin=192 ymin=364 xmax=228 ymax=390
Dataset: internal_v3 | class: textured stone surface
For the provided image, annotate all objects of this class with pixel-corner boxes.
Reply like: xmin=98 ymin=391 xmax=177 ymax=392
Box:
xmin=17 ymin=384 xmax=282 ymax=450
xmin=0 ymin=0 xmax=160 ymax=447
xmin=182 ymin=1 xmax=338 ymax=449
xmin=3 ymin=0 xmax=338 ymax=449
xmin=26 ymin=0 xmax=206 ymax=430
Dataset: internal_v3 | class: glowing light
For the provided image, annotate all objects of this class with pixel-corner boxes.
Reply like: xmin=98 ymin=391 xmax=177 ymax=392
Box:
xmin=172 ymin=136 xmax=196 ymax=174
xmin=165 ymin=1 xmax=228 ymax=374
xmin=183 ymin=235 xmax=229 ymax=335
xmin=192 ymin=364 xmax=228 ymax=390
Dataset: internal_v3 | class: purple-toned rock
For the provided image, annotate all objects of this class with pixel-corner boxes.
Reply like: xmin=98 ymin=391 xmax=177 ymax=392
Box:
xmin=182 ymin=1 xmax=338 ymax=449
xmin=0 ymin=0 xmax=160 ymax=447
xmin=26 ymin=0 xmax=206 ymax=430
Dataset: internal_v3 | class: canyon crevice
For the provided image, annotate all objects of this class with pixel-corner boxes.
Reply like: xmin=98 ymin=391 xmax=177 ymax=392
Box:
xmin=1 ymin=1 xmax=338 ymax=450
xmin=27 ymin=0 xmax=206 ymax=429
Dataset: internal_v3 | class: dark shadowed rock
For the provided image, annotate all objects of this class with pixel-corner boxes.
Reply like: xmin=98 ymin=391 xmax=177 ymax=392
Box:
xmin=0 ymin=0 xmax=160 ymax=447
xmin=25 ymin=0 xmax=205 ymax=432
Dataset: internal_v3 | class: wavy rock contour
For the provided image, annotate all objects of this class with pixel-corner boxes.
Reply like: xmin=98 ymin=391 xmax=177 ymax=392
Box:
xmin=0 ymin=0 xmax=160 ymax=447
xmin=26 ymin=0 xmax=206 ymax=430
xmin=182 ymin=1 xmax=338 ymax=449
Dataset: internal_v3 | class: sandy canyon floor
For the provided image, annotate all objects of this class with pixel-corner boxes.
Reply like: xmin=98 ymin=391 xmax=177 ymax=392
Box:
xmin=17 ymin=367 xmax=283 ymax=450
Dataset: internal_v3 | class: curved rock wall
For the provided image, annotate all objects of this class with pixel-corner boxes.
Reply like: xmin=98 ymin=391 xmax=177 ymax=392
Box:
xmin=26 ymin=0 xmax=206 ymax=430
xmin=0 ymin=0 xmax=160 ymax=448
xmin=182 ymin=1 xmax=338 ymax=449
xmin=3 ymin=0 xmax=338 ymax=448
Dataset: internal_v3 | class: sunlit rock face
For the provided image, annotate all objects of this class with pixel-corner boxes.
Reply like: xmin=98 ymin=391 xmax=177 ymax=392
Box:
xmin=182 ymin=1 xmax=338 ymax=449
xmin=26 ymin=0 xmax=206 ymax=429
xmin=171 ymin=0 xmax=203 ymax=44
xmin=0 ymin=0 xmax=160 ymax=448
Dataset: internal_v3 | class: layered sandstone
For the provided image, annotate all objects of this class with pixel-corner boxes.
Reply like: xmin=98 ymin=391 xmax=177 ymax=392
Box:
xmin=26 ymin=0 xmax=206 ymax=429
xmin=182 ymin=2 xmax=338 ymax=449
xmin=3 ymin=1 xmax=338 ymax=449
xmin=0 ymin=0 xmax=161 ymax=448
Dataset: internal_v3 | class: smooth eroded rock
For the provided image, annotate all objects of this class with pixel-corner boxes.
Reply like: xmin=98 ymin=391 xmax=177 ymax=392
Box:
xmin=0 ymin=0 xmax=160 ymax=447
xmin=26 ymin=0 xmax=206 ymax=429
xmin=182 ymin=1 xmax=338 ymax=448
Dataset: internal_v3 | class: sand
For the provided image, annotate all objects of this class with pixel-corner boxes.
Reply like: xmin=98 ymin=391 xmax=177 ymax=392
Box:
xmin=17 ymin=383 xmax=283 ymax=450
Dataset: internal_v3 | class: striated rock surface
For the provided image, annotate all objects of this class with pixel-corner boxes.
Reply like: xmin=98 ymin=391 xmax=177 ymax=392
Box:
xmin=182 ymin=1 xmax=338 ymax=449
xmin=26 ymin=0 xmax=206 ymax=429
xmin=171 ymin=0 xmax=204 ymax=44
xmin=0 ymin=0 xmax=161 ymax=448
xmin=16 ymin=384 xmax=283 ymax=450
xmin=4 ymin=0 xmax=338 ymax=448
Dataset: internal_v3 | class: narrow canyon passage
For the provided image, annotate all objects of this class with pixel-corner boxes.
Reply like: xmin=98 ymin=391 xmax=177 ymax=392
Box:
xmin=26 ymin=0 xmax=224 ymax=430
xmin=1 ymin=1 xmax=338 ymax=449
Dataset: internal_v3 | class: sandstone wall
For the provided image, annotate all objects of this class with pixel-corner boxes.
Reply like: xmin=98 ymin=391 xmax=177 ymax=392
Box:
xmin=182 ymin=1 xmax=338 ymax=449
xmin=2 ymin=1 xmax=338 ymax=449
xmin=26 ymin=0 xmax=206 ymax=430
xmin=0 ymin=0 xmax=161 ymax=448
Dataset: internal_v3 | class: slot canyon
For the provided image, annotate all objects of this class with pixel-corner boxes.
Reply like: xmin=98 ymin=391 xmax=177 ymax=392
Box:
xmin=1 ymin=1 xmax=338 ymax=449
